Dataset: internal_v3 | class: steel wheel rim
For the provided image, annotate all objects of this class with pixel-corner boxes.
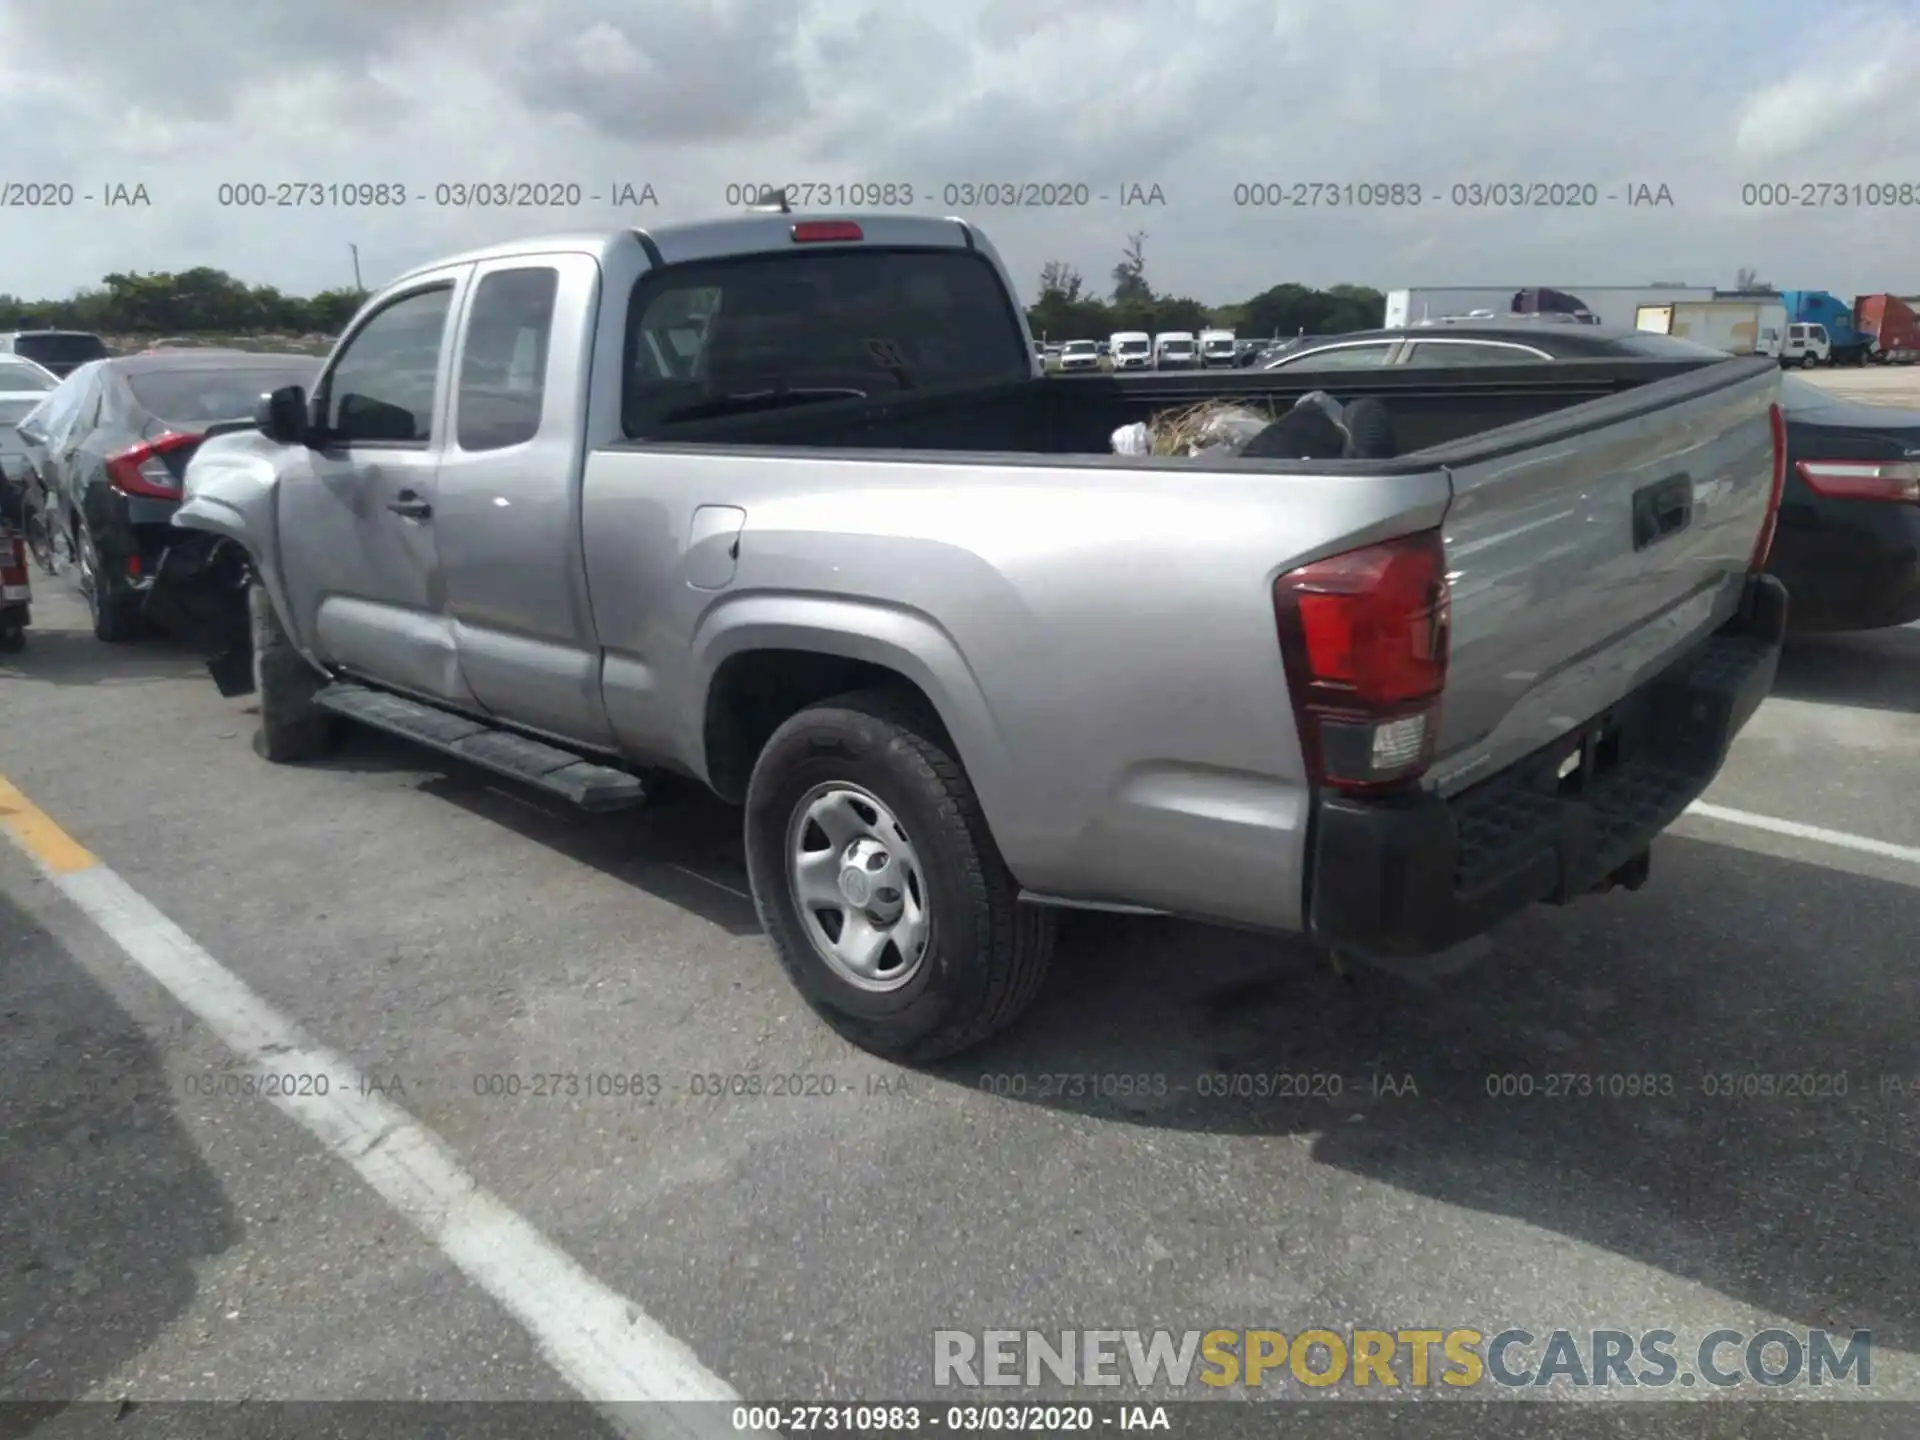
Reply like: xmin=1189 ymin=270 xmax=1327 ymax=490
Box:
xmin=76 ymin=524 xmax=99 ymax=616
xmin=785 ymin=781 xmax=931 ymax=992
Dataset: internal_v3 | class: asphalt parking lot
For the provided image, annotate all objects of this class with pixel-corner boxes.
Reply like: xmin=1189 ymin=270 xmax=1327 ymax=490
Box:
xmin=4 ymin=539 xmax=1918 ymax=1432
xmin=1798 ymin=366 xmax=1920 ymax=406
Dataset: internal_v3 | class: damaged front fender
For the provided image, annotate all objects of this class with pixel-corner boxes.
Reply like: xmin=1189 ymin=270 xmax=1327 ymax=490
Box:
xmin=172 ymin=428 xmax=309 ymax=693
xmin=174 ymin=428 xmax=317 ymax=684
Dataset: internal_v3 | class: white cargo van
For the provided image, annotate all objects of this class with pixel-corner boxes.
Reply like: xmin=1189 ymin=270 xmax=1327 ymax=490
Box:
xmin=1109 ymin=331 xmax=1152 ymax=371
xmin=1153 ymin=332 xmax=1198 ymax=369
xmin=1199 ymin=329 xmax=1237 ymax=367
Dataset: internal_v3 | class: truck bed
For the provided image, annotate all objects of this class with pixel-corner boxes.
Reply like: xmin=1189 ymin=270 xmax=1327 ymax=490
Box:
xmin=628 ymin=358 xmax=1723 ymax=459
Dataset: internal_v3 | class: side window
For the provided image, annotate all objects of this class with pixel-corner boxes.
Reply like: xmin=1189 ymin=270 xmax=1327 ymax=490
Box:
xmin=456 ymin=267 xmax=558 ymax=452
xmin=324 ymin=285 xmax=454 ymax=443
xmin=1274 ymin=343 xmax=1394 ymax=370
xmin=75 ymin=376 xmax=105 ymax=435
xmin=1403 ymin=342 xmax=1547 ymax=367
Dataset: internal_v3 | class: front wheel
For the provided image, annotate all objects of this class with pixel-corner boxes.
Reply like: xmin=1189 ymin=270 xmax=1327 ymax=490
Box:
xmin=249 ymin=582 xmax=338 ymax=762
xmin=743 ymin=690 xmax=1055 ymax=1062
xmin=1800 ymin=353 xmax=1818 ymax=369
xmin=21 ymin=487 xmax=58 ymax=575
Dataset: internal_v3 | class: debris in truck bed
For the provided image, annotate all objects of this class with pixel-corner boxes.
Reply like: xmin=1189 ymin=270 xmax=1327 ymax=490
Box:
xmin=1110 ymin=391 xmax=1396 ymax=461
xmin=1110 ymin=400 xmax=1279 ymax=458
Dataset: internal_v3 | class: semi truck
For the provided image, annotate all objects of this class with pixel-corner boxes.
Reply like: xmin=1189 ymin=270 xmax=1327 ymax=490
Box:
xmin=1854 ymin=294 xmax=1920 ymax=364
xmin=1636 ymin=298 xmax=1786 ymax=358
xmin=1777 ymin=291 xmax=1867 ymax=365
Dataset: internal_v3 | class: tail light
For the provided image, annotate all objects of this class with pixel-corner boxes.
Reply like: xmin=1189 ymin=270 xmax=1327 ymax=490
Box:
xmin=105 ymin=431 xmax=200 ymax=498
xmin=1273 ymin=527 xmax=1451 ymax=794
xmin=1 ymin=534 xmax=28 ymax=591
xmin=1750 ymin=401 xmax=1788 ymax=570
xmin=1795 ymin=459 xmax=1920 ymax=503
xmin=791 ymin=221 xmax=862 ymax=243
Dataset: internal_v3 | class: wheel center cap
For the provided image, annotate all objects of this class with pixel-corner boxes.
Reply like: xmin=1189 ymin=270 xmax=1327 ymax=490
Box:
xmin=838 ymin=865 xmax=873 ymax=906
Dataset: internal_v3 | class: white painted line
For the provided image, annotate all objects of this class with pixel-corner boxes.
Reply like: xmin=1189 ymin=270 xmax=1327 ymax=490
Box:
xmin=1684 ymin=801 xmax=1920 ymax=868
xmin=6 ymin=849 xmax=739 ymax=1438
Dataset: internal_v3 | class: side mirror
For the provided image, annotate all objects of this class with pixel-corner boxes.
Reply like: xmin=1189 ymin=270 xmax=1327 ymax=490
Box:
xmin=15 ymin=419 xmax=46 ymax=445
xmin=257 ymin=384 xmax=310 ymax=445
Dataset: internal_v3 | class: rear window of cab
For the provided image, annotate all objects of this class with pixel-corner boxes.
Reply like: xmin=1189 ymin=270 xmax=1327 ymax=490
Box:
xmin=622 ymin=248 xmax=1031 ymax=435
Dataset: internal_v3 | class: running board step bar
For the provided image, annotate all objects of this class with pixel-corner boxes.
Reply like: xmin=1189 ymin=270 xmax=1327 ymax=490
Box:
xmin=311 ymin=682 xmax=647 ymax=812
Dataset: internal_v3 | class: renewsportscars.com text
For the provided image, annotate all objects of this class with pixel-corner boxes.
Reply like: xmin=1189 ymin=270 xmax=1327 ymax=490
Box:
xmin=933 ymin=1328 xmax=1872 ymax=1390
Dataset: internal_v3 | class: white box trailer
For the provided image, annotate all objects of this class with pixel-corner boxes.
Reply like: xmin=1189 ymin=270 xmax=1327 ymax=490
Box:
xmin=1385 ymin=286 xmax=1716 ymax=331
xmin=1636 ymin=299 xmax=1786 ymax=358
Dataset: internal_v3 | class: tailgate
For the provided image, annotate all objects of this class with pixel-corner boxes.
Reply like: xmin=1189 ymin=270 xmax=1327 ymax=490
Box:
xmin=1426 ymin=355 xmax=1780 ymax=795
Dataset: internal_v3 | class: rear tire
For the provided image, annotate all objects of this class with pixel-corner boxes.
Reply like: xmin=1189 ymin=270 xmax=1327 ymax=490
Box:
xmin=743 ymin=689 xmax=1055 ymax=1062
xmin=250 ymin=582 xmax=337 ymax=763
xmin=77 ymin=517 xmax=140 ymax=643
xmin=0 ymin=613 xmax=24 ymax=653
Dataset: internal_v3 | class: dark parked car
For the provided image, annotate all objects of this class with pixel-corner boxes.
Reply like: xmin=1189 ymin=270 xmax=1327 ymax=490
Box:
xmin=1769 ymin=375 xmax=1920 ymax=631
xmin=1255 ymin=317 xmax=1717 ymax=371
xmin=0 ymin=329 xmax=110 ymax=379
xmin=1256 ymin=322 xmax=1919 ymax=631
xmin=21 ymin=352 xmax=322 ymax=640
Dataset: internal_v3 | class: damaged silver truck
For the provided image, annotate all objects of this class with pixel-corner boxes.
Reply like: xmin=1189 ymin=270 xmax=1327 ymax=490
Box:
xmin=171 ymin=207 xmax=1790 ymax=1061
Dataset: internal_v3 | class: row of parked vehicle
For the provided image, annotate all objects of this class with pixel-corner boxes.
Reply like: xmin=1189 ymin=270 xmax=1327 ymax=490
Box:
xmin=1036 ymin=331 xmax=1262 ymax=372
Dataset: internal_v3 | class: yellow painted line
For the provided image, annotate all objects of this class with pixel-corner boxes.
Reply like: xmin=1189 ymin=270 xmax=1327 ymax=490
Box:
xmin=0 ymin=774 xmax=99 ymax=874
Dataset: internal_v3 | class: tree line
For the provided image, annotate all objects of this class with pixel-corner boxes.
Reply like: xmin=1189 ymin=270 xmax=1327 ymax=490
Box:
xmin=0 ymin=267 xmax=367 ymax=337
xmin=0 ymin=235 xmax=1386 ymax=343
xmin=1028 ymin=232 xmax=1385 ymax=341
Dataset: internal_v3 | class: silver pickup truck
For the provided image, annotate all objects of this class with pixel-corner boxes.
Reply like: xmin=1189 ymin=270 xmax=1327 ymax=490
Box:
xmin=173 ymin=208 xmax=1790 ymax=1061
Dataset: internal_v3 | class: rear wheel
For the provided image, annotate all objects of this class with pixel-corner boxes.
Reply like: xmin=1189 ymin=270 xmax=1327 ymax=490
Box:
xmin=743 ymin=689 xmax=1055 ymax=1062
xmin=0 ymin=611 xmax=24 ymax=653
xmin=249 ymin=581 xmax=338 ymax=762
xmin=75 ymin=517 xmax=140 ymax=642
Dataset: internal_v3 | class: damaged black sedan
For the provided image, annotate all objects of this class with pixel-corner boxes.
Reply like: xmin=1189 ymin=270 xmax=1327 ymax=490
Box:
xmin=28 ymin=351 xmax=321 ymax=648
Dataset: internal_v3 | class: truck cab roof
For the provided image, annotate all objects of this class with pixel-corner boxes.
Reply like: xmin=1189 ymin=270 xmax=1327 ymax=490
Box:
xmin=387 ymin=214 xmax=985 ymax=289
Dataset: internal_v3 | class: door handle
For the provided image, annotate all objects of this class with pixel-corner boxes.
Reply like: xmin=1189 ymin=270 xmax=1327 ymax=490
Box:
xmin=387 ymin=491 xmax=432 ymax=520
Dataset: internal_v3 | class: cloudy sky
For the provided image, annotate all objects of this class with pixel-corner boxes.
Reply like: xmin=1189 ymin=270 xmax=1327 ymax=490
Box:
xmin=4 ymin=0 xmax=1918 ymax=307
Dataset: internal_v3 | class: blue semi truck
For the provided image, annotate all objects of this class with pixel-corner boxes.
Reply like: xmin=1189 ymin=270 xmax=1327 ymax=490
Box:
xmin=1777 ymin=290 xmax=1868 ymax=366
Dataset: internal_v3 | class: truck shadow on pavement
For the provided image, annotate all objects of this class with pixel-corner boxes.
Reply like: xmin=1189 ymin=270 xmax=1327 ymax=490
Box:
xmin=262 ymin=708 xmax=1920 ymax=1354
xmin=414 ymin=768 xmax=764 ymax=936
xmin=0 ymin=628 xmax=211 ymax=689
xmin=950 ymin=834 xmax=1920 ymax=1352
xmin=0 ymin=892 xmax=241 ymax=1417
xmin=1771 ymin=626 xmax=1920 ymax=713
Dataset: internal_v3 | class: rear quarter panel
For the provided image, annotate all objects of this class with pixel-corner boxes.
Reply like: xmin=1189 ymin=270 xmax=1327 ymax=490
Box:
xmin=581 ymin=447 xmax=1450 ymax=929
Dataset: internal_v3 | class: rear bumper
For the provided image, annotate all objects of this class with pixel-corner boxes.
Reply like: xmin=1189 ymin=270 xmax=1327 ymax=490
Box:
xmin=1769 ymin=499 xmax=1920 ymax=631
xmin=1305 ymin=573 xmax=1787 ymax=958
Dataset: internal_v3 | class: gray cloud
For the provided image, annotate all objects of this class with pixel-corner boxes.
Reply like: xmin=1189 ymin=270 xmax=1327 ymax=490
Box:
xmin=505 ymin=0 xmax=811 ymax=143
xmin=1 ymin=0 xmax=1917 ymax=303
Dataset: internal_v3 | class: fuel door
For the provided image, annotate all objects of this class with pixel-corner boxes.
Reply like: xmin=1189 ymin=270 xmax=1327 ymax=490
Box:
xmin=686 ymin=505 xmax=747 ymax=590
